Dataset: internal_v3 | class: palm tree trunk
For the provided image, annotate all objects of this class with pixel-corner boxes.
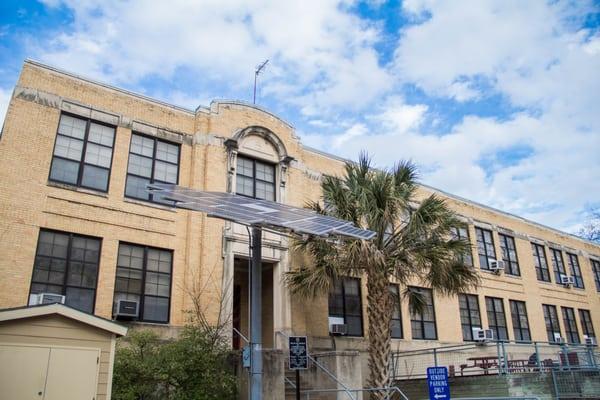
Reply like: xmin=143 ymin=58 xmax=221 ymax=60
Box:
xmin=366 ymin=269 xmax=392 ymax=399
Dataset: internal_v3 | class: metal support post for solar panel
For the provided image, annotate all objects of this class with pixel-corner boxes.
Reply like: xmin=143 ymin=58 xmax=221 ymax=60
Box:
xmin=250 ymin=226 xmax=262 ymax=400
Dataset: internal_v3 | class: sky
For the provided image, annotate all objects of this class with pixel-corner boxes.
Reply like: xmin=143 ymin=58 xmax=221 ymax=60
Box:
xmin=0 ymin=0 xmax=599 ymax=233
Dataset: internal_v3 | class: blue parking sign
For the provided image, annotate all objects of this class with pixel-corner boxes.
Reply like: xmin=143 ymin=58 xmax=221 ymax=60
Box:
xmin=427 ymin=367 xmax=451 ymax=400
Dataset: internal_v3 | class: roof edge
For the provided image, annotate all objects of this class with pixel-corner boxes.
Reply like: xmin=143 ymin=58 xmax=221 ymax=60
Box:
xmin=0 ymin=303 xmax=128 ymax=336
xmin=208 ymin=99 xmax=295 ymax=130
xmin=24 ymin=59 xmax=196 ymax=115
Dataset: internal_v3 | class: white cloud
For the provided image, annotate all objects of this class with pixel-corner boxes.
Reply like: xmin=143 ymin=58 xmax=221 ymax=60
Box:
xmin=34 ymin=0 xmax=390 ymax=114
xmin=0 ymin=87 xmax=12 ymax=128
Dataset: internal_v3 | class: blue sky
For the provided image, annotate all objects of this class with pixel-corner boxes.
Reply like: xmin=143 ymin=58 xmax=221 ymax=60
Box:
xmin=0 ymin=0 xmax=599 ymax=232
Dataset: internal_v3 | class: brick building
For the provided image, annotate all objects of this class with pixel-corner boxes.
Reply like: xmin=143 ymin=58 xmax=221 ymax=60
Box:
xmin=1 ymin=60 xmax=599 ymax=393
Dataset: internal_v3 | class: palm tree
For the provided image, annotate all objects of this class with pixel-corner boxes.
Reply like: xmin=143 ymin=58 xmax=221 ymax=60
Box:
xmin=286 ymin=153 xmax=479 ymax=398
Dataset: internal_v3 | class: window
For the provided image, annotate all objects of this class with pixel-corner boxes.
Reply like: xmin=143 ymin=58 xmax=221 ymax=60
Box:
xmin=29 ymin=230 xmax=101 ymax=314
xmin=561 ymin=307 xmax=580 ymax=344
xmin=543 ymin=304 xmax=562 ymax=343
xmin=485 ymin=297 xmax=508 ymax=341
xmin=49 ymin=113 xmax=115 ymax=192
xmin=328 ymin=277 xmax=363 ymax=336
xmin=409 ymin=287 xmax=437 ymax=340
xmin=566 ymin=253 xmax=584 ymax=289
xmin=509 ymin=300 xmax=531 ymax=342
xmin=114 ymin=243 xmax=173 ymax=323
xmin=550 ymin=248 xmax=567 ymax=284
xmin=236 ymin=156 xmax=276 ymax=201
xmin=579 ymin=310 xmax=596 ymax=340
xmin=531 ymin=243 xmax=551 ymax=282
xmin=459 ymin=294 xmax=481 ymax=341
xmin=389 ymin=284 xmax=403 ymax=339
xmin=450 ymin=226 xmax=473 ymax=267
xmin=592 ymin=259 xmax=600 ymax=292
xmin=499 ymin=234 xmax=520 ymax=276
xmin=125 ymin=134 xmax=180 ymax=204
xmin=475 ymin=227 xmax=496 ymax=270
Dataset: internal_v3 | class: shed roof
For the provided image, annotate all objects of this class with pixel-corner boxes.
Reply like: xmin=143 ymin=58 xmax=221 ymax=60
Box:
xmin=0 ymin=304 xmax=128 ymax=336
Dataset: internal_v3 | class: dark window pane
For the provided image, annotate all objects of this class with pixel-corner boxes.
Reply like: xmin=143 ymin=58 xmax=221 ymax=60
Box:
xmin=65 ymin=287 xmax=95 ymax=313
xmin=143 ymin=296 xmax=169 ymax=322
xmin=125 ymin=175 xmax=151 ymax=200
xmin=50 ymin=158 xmax=79 ymax=184
xmin=81 ymin=164 xmax=109 ymax=191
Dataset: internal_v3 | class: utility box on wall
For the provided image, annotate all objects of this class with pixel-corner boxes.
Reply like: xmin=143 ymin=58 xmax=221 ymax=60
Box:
xmin=0 ymin=303 xmax=127 ymax=400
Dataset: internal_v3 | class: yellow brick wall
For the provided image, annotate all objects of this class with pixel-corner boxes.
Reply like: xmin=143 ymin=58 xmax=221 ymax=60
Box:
xmin=0 ymin=61 xmax=598 ymax=350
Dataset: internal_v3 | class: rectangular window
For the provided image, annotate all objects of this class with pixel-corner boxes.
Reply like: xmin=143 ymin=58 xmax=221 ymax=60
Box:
xmin=579 ymin=309 xmax=596 ymax=340
xmin=459 ymin=294 xmax=481 ymax=341
xmin=475 ymin=227 xmax=496 ymax=270
xmin=485 ymin=296 xmax=508 ymax=341
xmin=566 ymin=253 xmax=584 ymax=289
xmin=125 ymin=134 xmax=180 ymax=204
xmin=561 ymin=307 xmax=580 ymax=344
xmin=49 ymin=113 xmax=116 ymax=192
xmin=531 ymin=243 xmax=551 ymax=282
xmin=499 ymin=234 xmax=520 ymax=276
xmin=450 ymin=226 xmax=473 ymax=267
xmin=389 ymin=284 xmax=403 ymax=339
xmin=114 ymin=243 xmax=173 ymax=323
xmin=29 ymin=229 xmax=101 ymax=314
xmin=550 ymin=248 xmax=567 ymax=284
xmin=591 ymin=259 xmax=600 ymax=292
xmin=543 ymin=304 xmax=562 ymax=343
xmin=409 ymin=287 xmax=437 ymax=340
xmin=509 ymin=300 xmax=531 ymax=342
xmin=328 ymin=277 xmax=363 ymax=336
xmin=236 ymin=156 xmax=276 ymax=201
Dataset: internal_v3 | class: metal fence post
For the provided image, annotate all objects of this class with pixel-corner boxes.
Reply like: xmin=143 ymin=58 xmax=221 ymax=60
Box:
xmin=534 ymin=342 xmax=541 ymax=370
xmin=502 ymin=341 xmax=508 ymax=374
xmin=562 ymin=343 xmax=570 ymax=370
xmin=434 ymin=348 xmax=438 ymax=367
xmin=551 ymin=368 xmax=559 ymax=398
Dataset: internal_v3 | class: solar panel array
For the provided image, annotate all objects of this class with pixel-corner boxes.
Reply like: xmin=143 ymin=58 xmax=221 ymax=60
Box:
xmin=147 ymin=183 xmax=376 ymax=240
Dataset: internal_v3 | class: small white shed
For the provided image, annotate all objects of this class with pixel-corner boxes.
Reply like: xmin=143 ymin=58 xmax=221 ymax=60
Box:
xmin=0 ymin=303 xmax=127 ymax=400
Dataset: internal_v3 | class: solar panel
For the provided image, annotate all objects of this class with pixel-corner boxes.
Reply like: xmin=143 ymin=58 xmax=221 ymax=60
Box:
xmin=147 ymin=183 xmax=376 ymax=240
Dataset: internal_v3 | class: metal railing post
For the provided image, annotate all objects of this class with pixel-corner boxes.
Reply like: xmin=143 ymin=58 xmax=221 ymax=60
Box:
xmin=502 ymin=341 xmax=508 ymax=374
xmin=534 ymin=342 xmax=541 ymax=370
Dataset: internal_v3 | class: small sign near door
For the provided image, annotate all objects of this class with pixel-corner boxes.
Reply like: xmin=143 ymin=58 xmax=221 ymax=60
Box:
xmin=288 ymin=336 xmax=308 ymax=370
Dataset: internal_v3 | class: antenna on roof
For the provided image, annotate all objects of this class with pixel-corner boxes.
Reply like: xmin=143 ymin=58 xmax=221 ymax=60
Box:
xmin=253 ymin=59 xmax=269 ymax=104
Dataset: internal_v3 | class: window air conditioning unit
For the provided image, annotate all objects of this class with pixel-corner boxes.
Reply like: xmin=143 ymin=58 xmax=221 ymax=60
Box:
xmin=28 ymin=293 xmax=65 ymax=306
xmin=560 ymin=275 xmax=575 ymax=286
xmin=489 ymin=259 xmax=505 ymax=274
xmin=553 ymin=333 xmax=566 ymax=344
xmin=330 ymin=324 xmax=348 ymax=336
xmin=584 ymin=335 xmax=597 ymax=346
xmin=115 ymin=300 xmax=139 ymax=318
xmin=473 ymin=328 xmax=494 ymax=342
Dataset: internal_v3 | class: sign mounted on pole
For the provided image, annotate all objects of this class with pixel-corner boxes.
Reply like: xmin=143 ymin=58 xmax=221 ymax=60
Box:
xmin=427 ymin=366 xmax=451 ymax=400
xmin=288 ymin=336 xmax=308 ymax=370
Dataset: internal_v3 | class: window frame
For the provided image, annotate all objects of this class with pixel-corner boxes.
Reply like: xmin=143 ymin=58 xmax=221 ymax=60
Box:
xmin=450 ymin=226 xmax=473 ymax=267
xmin=459 ymin=294 xmax=482 ymax=341
xmin=409 ymin=287 xmax=437 ymax=340
xmin=591 ymin=259 xmax=600 ymax=292
xmin=543 ymin=304 xmax=562 ymax=343
xmin=389 ymin=284 xmax=403 ymax=339
xmin=328 ymin=277 xmax=364 ymax=337
xmin=561 ymin=306 xmax=580 ymax=344
xmin=509 ymin=300 xmax=531 ymax=342
xmin=48 ymin=112 xmax=116 ymax=192
xmin=28 ymin=228 xmax=102 ymax=314
xmin=579 ymin=309 xmax=596 ymax=340
xmin=475 ymin=227 xmax=497 ymax=271
xmin=550 ymin=248 xmax=567 ymax=285
xmin=235 ymin=155 xmax=277 ymax=201
xmin=485 ymin=296 xmax=508 ymax=341
xmin=125 ymin=133 xmax=181 ymax=204
xmin=113 ymin=242 xmax=174 ymax=324
xmin=531 ymin=243 xmax=551 ymax=282
xmin=499 ymin=233 xmax=520 ymax=276
xmin=566 ymin=252 xmax=584 ymax=289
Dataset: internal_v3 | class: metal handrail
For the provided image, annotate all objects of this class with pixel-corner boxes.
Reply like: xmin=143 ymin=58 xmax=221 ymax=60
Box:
xmin=303 ymin=386 xmax=409 ymax=400
xmin=232 ymin=327 xmax=250 ymax=344
xmin=276 ymin=331 xmax=356 ymax=400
